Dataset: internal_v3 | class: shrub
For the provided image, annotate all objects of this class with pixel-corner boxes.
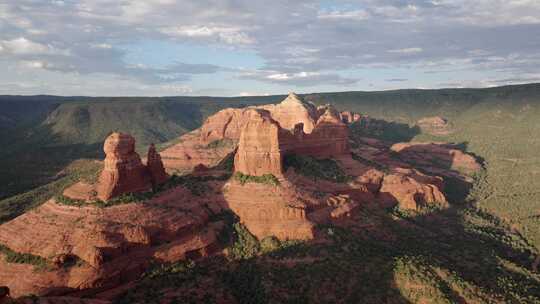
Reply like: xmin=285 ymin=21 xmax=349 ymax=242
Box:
xmin=234 ymin=172 xmax=280 ymax=186
xmin=0 ymin=244 xmax=50 ymax=270
xmin=205 ymin=138 xmax=236 ymax=149
xmin=229 ymin=222 xmax=261 ymax=260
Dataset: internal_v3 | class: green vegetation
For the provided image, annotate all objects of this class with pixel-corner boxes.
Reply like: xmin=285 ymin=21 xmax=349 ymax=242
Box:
xmin=234 ymin=172 xmax=280 ymax=186
xmin=0 ymin=244 xmax=50 ymax=271
xmin=0 ymin=159 xmax=102 ymax=224
xmin=54 ymin=172 xmax=232 ymax=208
xmin=55 ymin=191 xmax=154 ymax=208
xmin=284 ymin=154 xmax=351 ymax=183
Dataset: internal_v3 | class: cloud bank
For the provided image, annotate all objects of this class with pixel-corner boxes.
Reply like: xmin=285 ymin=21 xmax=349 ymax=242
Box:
xmin=0 ymin=0 xmax=539 ymax=95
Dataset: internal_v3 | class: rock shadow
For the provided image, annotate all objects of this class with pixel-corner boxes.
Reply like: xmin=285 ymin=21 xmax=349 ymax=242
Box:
xmin=349 ymin=118 xmax=421 ymax=144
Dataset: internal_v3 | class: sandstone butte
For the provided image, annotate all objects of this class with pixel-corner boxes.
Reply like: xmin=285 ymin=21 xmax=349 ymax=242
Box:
xmin=0 ymin=93 xmax=481 ymax=300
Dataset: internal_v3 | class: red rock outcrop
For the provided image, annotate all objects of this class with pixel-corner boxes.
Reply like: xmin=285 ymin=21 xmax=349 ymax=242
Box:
xmin=233 ymin=100 xmax=350 ymax=177
xmin=161 ymin=93 xmax=350 ymax=173
xmin=63 ymin=133 xmax=170 ymax=201
xmin=379 ymin=168 xmax=448 ymax=210
xmin=96 ymin=133 xmax=150 ymax=200
xmin=258 ymin=92 xmax=319 ymax=133
xmin=146 ymin=143 xmax=168 ymax=186
xmin=0 ymin=186 xmax=225 ymax=298
xmin=160 ymin=131 xmax=237 ymax=172
xmin=223 ymin=181 xmax=315 ymax=240
xmin=234 ymin=110 xmax=284 ymax=177
xmin=199 ymin=108 xmax=253 ymax=145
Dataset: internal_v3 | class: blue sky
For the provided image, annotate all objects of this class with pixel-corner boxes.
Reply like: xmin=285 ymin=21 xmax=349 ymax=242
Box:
xmin=1 ymin=0 xmax=540 ymax=96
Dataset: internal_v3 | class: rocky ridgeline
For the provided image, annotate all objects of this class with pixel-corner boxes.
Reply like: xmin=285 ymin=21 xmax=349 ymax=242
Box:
xmin=0 ymin=93 xmax=480 ymax=300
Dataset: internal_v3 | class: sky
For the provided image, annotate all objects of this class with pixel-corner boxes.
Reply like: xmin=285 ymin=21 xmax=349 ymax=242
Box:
xmin=1 ymin=0 xmax=540 ymax=97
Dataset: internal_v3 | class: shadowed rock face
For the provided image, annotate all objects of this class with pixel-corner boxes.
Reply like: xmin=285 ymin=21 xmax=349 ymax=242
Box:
xmin=146 ymin=143 xmax=168 ymax=186
xmin=96 ymin=133 xmax=150 ymax=200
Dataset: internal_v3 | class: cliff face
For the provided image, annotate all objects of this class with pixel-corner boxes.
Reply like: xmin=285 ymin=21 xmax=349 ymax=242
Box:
xmin=233 ymin=110 xmax=284 ymax=177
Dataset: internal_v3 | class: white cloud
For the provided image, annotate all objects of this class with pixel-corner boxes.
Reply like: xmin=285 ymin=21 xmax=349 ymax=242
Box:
xmin=160 ymin=25 xmax=254 ymax=44
xmin=318 ymin=9 xmax=370 ymax=21
xmin=387 ymin=47 xmax=424 ymax=54
xmin=0 ymin=37 xmax=69 ymax=55
xmin=267 ymin=71 xmax=319 ymax=81
xmin=238 ymin=92 xmax=270 ymax=97
xmin=1 ymin=0 xmax=540 ymax=94
xmin=21 ymin=60 xmax=48 ymax=69
xmin=90 ymin=43 xmax=112 ymax=49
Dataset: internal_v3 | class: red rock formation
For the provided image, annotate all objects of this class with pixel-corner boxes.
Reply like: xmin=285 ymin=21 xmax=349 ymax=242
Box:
xmin=234 ymin=110 xmax=284 ymax=177
xmin=379 ymin=168 xmax=448 ymax=210
xmin=0 ymin=186 xmax=224 ymax=298
xmin=64 ymin=134 xmax=170 ymax=201
xmin=259 ymin=92 xmax=318 ymax=133
xmin=96 ymin=133 xmax=150 ymax=200
xmin=224 ymin=181 xmax=314 ymax=240
xmin=233 ymin=103 xmax=350 ymax=177
xmin=162 ymin=93 xmax=349 ymax=173
xmin=199 ymin=108 xmax=252 ymax=145
xmin=146 ymin=143 xmax=168 ymax=186
xmin=295 ymin=106 xmax=349 ymax=157
xmin=160 ymin=131 xmax=237 ymax=172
